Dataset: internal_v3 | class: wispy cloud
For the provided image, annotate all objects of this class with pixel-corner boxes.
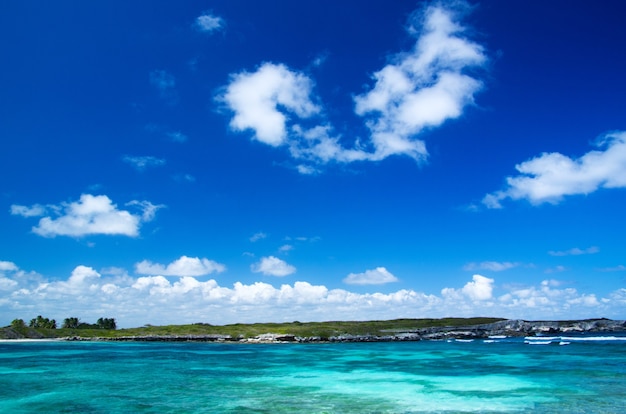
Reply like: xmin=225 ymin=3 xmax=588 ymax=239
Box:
xmin=343 ymin=267 xmax=398 ymax=285
xmin=548 ymin=246 xmax=600 ymax=257
xmin=173 ymin=173 xmax=196 ymax=183
xmin=463 ymin=261 xmax=520 ymax=272
xmin=166 ymin=131 xmax=188 ymax=143
xmin=135 ymin=256 xmax=226 ymax=277
xmin=10 ymin=194 xmax=162 ymax=238
xmin=545 ymin=265 xmax=567 ymax=274
xmin=150 ymin=69 xmax=178 ymax=103
xmin=122 ymin=155 xmax=166 ymax=171
xmin=10 ymin=204 xmax=47 ymax=217
xmin=598 ymin=265 xmax=626 ymax=272
xmin=220 ymin=1 xmax=486 ymax=173
xmin=194 ymin=12 xmax=224 ymax=33
xmin=249 ymin=232 xmax=267 ymax=242
xmin=251 ymin=256 xmax=296 ymax=277
xmin=483 ymin=131 xmax=626 ymax=208
xmin=278 ymin=244 xmax=294 ymax=253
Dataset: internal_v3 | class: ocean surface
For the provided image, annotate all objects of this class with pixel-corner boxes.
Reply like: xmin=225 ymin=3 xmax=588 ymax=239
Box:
xmin=1 ymin=335 xmax=625 ymax=413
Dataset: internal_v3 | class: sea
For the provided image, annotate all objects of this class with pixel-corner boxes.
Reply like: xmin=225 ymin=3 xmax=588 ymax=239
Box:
xmin=1 ymin=335 xmax=625 ymax=413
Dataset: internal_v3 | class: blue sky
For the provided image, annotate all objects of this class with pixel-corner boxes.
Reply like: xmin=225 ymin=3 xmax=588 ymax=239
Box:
xmin=1 ymin=0 xmax=625 ymax=327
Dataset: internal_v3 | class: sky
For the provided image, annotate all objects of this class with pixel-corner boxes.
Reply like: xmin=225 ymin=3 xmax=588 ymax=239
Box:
xmin=1 ymin=0 xmax=625 ymax=328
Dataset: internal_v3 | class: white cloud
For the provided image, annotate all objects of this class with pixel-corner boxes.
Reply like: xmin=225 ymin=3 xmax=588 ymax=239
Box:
xmin=135 ymin=256 xmax=226 ymax=277
xmin=0 ymin=276 xmax=18 ymax=291
xmin=122 ymin=155 xmax=166 ymax=171
xmin=343 ymin=267 xmax=399 ymax=285
xmin=462 ymin=274 xmax=494 ymax=300
xmin=278 ymin=244 xmax=294 ymax=253
xmin=0 ymin=261 xmax=19 ymax=272
xmin=12 ymin=194 xmax=161 ymax=238
xmin=442 ymin=274 xmax=494 ymax=301
xmin=357 ymin=3 xmax=485 ymax=160
xmin=68 ymin=265 xmax=101 ymax=286
xmin=222 ymin=63 xmax=320 ymax=146
xmin=463 ymin=261 xmax=520 ymax=272
xmin=1 ymin=264 xmax=624 ymax=328
xmin=195 ymin=13 xmax=224 ymax=33
xmin=249 ymin=232 xmax=267 ymax=242
xmin=483 ymin=131 xmax=626 ymax=208
xmin=9 ymin=204 xmax=46 ymax=217
xmin=548 ymin=246 xmax=599 ymax=257
xmin=220 ymin=2 xmax=486 ymax=172
xmin=125 ymin=200 xmax=164 ymax=222
xmin=251 ymin=256 xmax=296 ymax=277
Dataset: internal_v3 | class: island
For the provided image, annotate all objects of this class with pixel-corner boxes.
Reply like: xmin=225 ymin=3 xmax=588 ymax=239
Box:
xmin=2 ymin=317 xmax=625 ymax=343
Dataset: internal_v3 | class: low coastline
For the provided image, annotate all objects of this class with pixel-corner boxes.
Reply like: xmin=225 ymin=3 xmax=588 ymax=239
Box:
xmin=56 ymin=318 xmax=626 ymax=343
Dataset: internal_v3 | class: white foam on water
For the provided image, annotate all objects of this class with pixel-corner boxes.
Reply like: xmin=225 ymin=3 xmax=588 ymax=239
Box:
xmin=524 ymin=336 xmax=558 ymax=341
xmin=560 ymin=336 xmax=626 ymax=341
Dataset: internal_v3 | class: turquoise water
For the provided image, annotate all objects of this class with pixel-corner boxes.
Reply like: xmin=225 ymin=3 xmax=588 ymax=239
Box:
xmin=1 ymin=337 xmax=625 ymax=413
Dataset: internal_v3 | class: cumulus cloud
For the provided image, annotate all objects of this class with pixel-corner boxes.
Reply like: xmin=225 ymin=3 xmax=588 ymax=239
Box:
xmin=343 ymin=267 xmax=399 ymax=285
xmin=194 ymin=12 xmax=224 ymax=33
xmin=442 ymin=274 xmax=494 ymax=301
xmin=68 ymin=265 xmax=101 ymax=285
xmin=220 ymin=1 xmax=486 ymax=172
xmin=222 ymin=62 xmax=320 ymax=146
xmin=122 ymin=155 xmax=166 ymax=171
xmin=463 ymin=261 xmax=520 ymax=272
xmin=11 ymin=194 xmax=162 ymax=238
xmin=462 ymin=274 xmax=494 ymax=300
xmin=251 ymin=256 xmax=296 ymax=277
xmin=483 ymin=131 xmax=626 ymax=208
xmin=1 ymin=264 xmax=623 ymax=328
xmin=135 ymin=256 xmax=226 ymax=277
xmin=548 ymin=246 xmax=599 ymax=257
xmin=354 ymin=3 xmax=485 ymax=161
xmin=0 ymin=261 xmax=19 ymax=272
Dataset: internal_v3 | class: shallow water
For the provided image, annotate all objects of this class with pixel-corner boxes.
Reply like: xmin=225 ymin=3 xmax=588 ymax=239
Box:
xmin=1 ymin=337 xmax=625 ymax=413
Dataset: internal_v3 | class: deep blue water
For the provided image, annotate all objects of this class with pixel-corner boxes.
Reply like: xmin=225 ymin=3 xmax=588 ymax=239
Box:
xmin=1 ymin=336 xmax=625 ymax=413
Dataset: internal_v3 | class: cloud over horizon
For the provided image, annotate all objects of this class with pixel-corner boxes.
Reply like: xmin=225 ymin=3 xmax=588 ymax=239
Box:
xmin=1 ymin=261 xmax=623 ymax=328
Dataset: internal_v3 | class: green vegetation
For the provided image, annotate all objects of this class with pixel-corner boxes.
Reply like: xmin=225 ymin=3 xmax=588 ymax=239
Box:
xmin=29 ymin=315 xmax=56 ymax=329
xmin=2 ymin=317 xmax=505 ymax=340
xmin=1 ymin=315 xmax=118 ymax=339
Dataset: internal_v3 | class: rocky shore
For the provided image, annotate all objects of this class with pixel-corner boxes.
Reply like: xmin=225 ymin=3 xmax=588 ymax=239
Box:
xmin=64 ymin=318 xmax=626 ymax=343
